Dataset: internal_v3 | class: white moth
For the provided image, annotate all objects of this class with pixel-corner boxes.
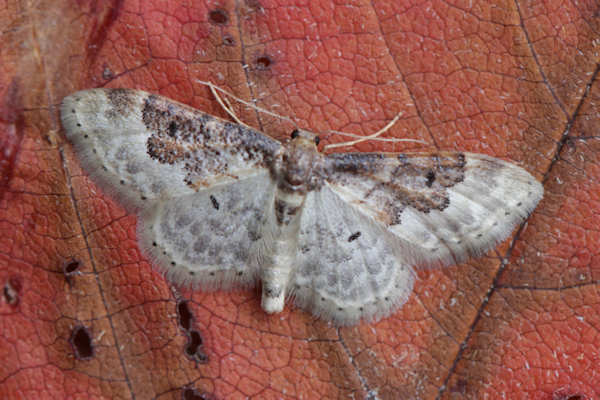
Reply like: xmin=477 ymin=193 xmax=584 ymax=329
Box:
xmin=61 ymin=89 xmax=543 ymax=325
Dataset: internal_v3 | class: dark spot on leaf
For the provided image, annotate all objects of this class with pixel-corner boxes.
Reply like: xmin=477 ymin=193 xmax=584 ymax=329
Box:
xmin=63 ymin=259 xmax=81 ymax=285
xmin=3 ymin=276 xmax=22 ymax=306
xmin=208 ymin=9 xmax=228 ymax=24
xmin=185 ymin=330 xmax=208 ymax=363
xmin=348 ymin=231 xmax=361 ymax=242
xmin=70 ymin=325 xmax=94 ymax=360
xmin=255 ymin=55 xmax=273 ymax=70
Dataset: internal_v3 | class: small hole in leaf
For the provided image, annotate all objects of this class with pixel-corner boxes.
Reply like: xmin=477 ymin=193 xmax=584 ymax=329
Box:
xmin=208 ymin=9 xmax=228 ymax=24
xmin=177 ymin=300 xmax=194 ymax=331
xmin=255 ymin=55 xmax=272 ymax=70
xmin=551 ymin=389 xmax=586 ymax=400
xmin=450 ymin=379 xmax=468 ymax=394
xmin=70 ymin=325 xmax=94 ymax=360
xmin=102 ymin=65 xmax=114 ymax=80
xmin=182 ymin=387 xmax=214 ymax=400
xmin=3 ymin=276 xmax=22 ymax=306
xmin=185 ymin=330 xmax=208 ymax=363
xmin=222 ymin=34 xmax=235 ymax=46
xmin=64 ymin=259 xmax=80 ymax=274
xmin=63 ymin=259 xmax=81 ymax=285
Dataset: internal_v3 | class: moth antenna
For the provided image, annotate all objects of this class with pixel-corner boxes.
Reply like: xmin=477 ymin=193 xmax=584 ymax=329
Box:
xmin=197 ymin=80 xmax=298 ymax=129
xmin=207 ymin=83 xmax=248 ymax=127
xmin=322 ymin=113 xmax=427 ymax=151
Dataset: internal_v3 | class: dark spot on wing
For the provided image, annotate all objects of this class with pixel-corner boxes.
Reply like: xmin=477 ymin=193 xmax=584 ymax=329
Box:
xmin=327 ymin=152 xmax=468 ymax=224
xmin=210 ymin=195 xmax=219 ymax=210
xmin=168 ymin=120 xmax=178 ymax=137
xmin=426 ymin=170 xmax=436 ymax=187
xmin=348 ymin=231 xmax=361 ymax=242
xmin=274 ymin=198 xmax=300 ymax=225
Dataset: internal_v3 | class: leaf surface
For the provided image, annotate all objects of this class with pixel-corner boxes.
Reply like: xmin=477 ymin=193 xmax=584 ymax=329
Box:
xmin=1 ymin=1 xmax=599 ymax=399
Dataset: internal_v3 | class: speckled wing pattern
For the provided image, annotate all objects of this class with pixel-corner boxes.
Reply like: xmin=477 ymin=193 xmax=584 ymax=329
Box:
xmin=292 ymin=185 xmax=417 ymax=325
xmin=290 ymin=152 xmax=543 ymax=324
xmin=61 ymin=88 xmax=543 ymax=326
xmin=324 ymin=152 xmax=543 ymax=267
xmin=61 ymin=89 xmax=281 ymax=289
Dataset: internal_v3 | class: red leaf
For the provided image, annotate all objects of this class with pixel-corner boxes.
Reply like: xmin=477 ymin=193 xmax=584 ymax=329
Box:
xmin=1 ymin=1 xmax=599 ymax=398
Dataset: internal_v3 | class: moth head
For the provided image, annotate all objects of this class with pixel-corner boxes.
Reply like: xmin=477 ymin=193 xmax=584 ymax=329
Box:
xmin=279 ymin=129 xmax=323 ymax=190
xmin=290 ymin=129 xmax=320 ymax=147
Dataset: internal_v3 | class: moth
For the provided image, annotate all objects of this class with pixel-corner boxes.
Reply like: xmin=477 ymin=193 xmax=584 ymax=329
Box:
xmin=61 ymin=88 xmax=543 ymax=325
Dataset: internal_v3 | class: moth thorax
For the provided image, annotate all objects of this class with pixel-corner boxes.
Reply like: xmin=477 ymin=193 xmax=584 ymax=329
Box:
xmin=278 ymin=138 xmax=323 ymax=192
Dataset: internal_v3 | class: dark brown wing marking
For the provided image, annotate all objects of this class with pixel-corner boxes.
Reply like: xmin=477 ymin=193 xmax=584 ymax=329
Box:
xmin=327 ymin=152 xmax=466 ymax=225
xmin=324 ymin=151 xmax=543 ymax=269
xmin=142 ymin=94 xmax=282 ymax=189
